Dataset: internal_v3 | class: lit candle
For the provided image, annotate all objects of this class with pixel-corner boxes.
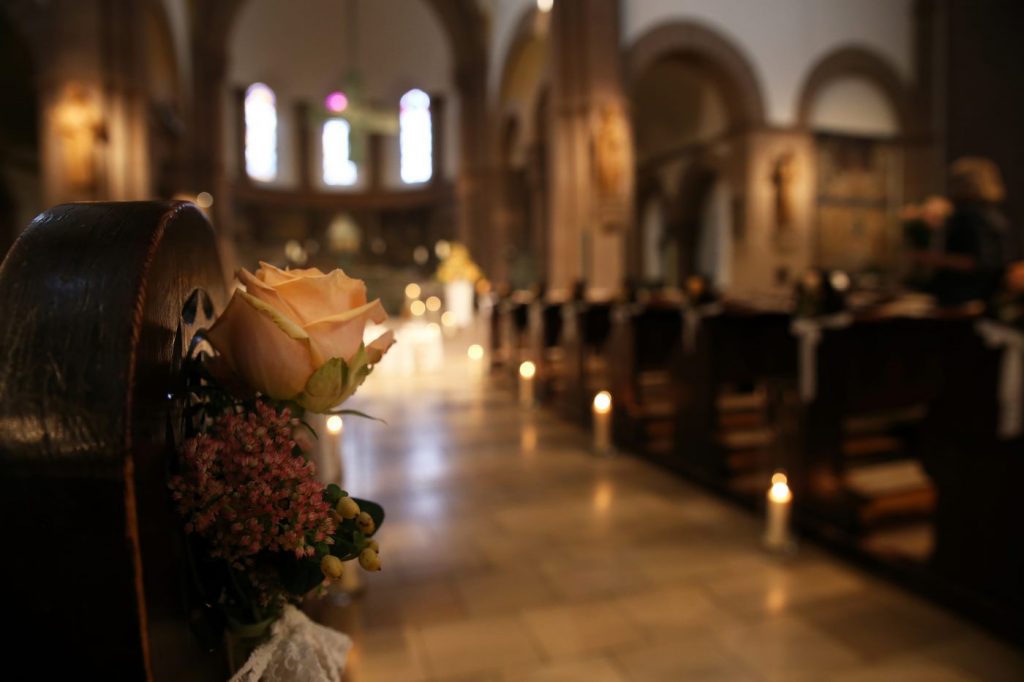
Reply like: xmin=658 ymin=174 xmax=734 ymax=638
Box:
xmin=764 ymin=471 xmax=793 ymax=552
xmin=592 ymin=390 xmax=613 ymax=453
xmin=519 ymin=361 xmax=536 ymax=408
xmin=319 ymin=415 xmax=344 ymax=484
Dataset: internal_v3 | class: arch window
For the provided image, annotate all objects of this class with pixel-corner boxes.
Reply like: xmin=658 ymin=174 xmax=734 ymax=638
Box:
xmin=244 ymin=82 xmax=278 ymax=182
xmin=322 ymin=118 xmax=358 ymax=186
xmin=399 ymin=88 xmax=432 ymax=184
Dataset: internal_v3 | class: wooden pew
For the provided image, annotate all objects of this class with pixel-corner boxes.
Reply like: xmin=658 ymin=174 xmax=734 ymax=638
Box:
xmin=557 ymin=301 xmax=615 ymax=424
xmin=608 ymin=301 xmax=683 ymax=456
xmin=673 ymin=304 xmax=797 ymax=499
xmin=528 ymin=299 xmax=567 ymax=403
xmin=0 ymin=202 xmax=227 ymax=679
xmin=921 ymin=320 xmax=1024 ymax=637
xmin=792 ymin=314 xmax=977 ymax=554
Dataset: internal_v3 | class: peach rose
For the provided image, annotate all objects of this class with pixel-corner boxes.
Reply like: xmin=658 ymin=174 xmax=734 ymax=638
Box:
xmin=207 ymin=262 xmax=395 ymax=411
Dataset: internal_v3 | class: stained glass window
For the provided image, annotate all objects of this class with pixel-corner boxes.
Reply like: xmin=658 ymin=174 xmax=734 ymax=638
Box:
xmin=244 ymin=83 xmax=277 ymax=182
xmin=400 ymin=88 xmax=432 ymax=184
xmin=322 ymin=118 xmax=358 ymax=186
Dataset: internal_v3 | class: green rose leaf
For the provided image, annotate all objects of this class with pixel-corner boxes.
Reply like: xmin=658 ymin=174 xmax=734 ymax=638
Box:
xmin=296 ymin=344 xmax=379 ymax=414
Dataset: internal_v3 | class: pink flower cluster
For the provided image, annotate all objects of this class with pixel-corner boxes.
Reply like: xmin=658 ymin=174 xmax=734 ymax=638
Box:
xmin=170 ymin=402 xmax=336 ymax=566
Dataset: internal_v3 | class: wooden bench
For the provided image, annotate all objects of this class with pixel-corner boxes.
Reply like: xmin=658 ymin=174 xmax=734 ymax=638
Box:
xmin=0 ymin=202 xmax=227 ymax=679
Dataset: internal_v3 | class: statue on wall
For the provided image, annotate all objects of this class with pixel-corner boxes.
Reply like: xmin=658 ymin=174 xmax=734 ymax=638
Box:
xmin=770 ymin=152 xmax=797 ymax=233
xmin=593 ymin=101 xmax=629 ymax=198
xmin=56 ymin=83 xmax=105 ymax=195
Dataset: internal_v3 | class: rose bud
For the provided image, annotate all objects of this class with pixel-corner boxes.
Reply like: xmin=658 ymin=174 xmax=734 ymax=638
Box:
xmin=356 ymin=511 xmax=376 ymax=534
xmin=358 ymin=548 xmax=382 ymax=572
xmin=320 ymin=555 xmax=344 ymax=581
xmin=337 ymin=496 xmax=361 ymax=520
xmin=206 ymin=263 xmax=396 ymax=412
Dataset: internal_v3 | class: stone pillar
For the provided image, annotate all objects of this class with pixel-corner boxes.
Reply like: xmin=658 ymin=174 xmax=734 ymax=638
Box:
xmin=454 ymin=65 xmax=496 ymax=281
xmin=547 ymin=0 xmax=633 ymax=297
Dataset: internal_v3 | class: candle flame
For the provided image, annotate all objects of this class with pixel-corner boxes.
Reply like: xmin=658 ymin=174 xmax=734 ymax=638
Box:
xmin=467 ymin=344 xmax=484 ymax=360
xmin=519 ymin=361 xmax=536 ymax=379
xmin=593 ymin=390 xmax=612 ymax=414
xmin=326 ymin=415 xmax=343 ymax=434
xmin=768 ymin=471 xmax=792 ymax=503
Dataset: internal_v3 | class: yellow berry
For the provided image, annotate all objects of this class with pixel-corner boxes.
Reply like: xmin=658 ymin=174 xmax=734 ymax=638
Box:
xmin=358 ymin=548 xmax=382 ymax=571
xmin=365 ymin=539 xmax=380 ymax=552
xmin=336 ymin=496 xmax=360 ymax=520
xmin=320 ymin=555 xmax=344 ymax=581
xmin=356 ymin=511 xmax=376 ymax=534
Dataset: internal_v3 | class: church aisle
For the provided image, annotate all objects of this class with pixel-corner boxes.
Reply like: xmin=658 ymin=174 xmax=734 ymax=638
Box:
xmin=311 ymin=338 xmax=1024 ymax=682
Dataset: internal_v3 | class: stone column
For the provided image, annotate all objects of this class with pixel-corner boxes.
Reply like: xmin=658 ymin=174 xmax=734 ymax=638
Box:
xmin=547 ymin=0 xmax=633 ymax=297
xmin=454 ymin=64 xmax=496 ymax=280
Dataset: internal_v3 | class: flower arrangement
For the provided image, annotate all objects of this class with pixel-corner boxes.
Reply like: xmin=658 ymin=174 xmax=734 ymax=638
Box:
xmin=170 ymin=262 xmax=394 ymax=668
xmin=435 ymin=242 xmax=482 ymax=283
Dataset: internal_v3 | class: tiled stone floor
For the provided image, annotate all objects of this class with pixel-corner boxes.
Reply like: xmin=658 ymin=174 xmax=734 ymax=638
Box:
xmin=312 ymin=334 xmax=1024 ymax=681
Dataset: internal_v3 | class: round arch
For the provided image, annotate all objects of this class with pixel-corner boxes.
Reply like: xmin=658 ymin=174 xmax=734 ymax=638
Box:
xmin=796 ymin=45 xmax=910 ymax=134
xmin=626 ymin=20 xmax=766 ymax=130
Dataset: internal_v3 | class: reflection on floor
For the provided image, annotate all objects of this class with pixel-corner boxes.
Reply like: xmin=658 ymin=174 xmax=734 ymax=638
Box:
xmin=309 ymin=331 xmax=1024 ymax=682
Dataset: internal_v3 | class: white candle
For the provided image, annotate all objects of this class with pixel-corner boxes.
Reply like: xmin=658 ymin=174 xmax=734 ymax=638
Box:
xmin=764 ymin=471 xmax=793 ymax=552
xmin=321 ymin=415 xmax=344 ymax=486
xmin=593 ymin=390 xmax=613 ymax=453
xmin=519 ymin=361 xmax=536 ymax=408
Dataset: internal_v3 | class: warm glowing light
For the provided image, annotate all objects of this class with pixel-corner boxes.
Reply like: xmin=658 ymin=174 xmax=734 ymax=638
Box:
xmin=537 ymin=0 xmax=554 ymax=12
xmin=326 ymin=415 xmax=343 ymax=434
xmin=768 ymin=472 xmax=792 ymax=503
xmin=413 ymin=245 xmax=429 ymax=265
xmin=324 ymin=91 xmax=349 ymax=113
xmin=427 ymin=322 xmax=441 ymax=335
xmin=405 ymin=283 xmax=422 ymax=299
xmin=593 ymin=390 xmax=612 ymax=414
xmin=284 ymin=239 xmax=307 ymax=265
xmin=830 ymin=270 xmax=851 ymax=292
xmin=434 ymin=239 xmax=451 ymax=259
xmin=195 ymin=191 xmax=214 ymax=208
xmin=441 ymin=311 xmax=456 ymax=327
xmin=426 ymin=296 xmax=442 ymax=312
xmin=592 ymin=480 xmax=614 ymax=512
xmin=521 ymin=424 xmax=537 ymax=453
xmin=519 ymin=361 xmax=536 ymax=379
xmin=410 ymin=300 xmax=426 ymax=316
xmin=467 ymin=344 xmax=484 ymax=360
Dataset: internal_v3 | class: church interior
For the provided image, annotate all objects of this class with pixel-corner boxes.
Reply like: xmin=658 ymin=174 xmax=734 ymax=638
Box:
xmin=1 ymin=0 xmax=1023 ymax=680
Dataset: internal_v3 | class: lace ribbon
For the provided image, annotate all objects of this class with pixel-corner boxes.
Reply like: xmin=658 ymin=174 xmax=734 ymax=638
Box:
xmin=229 ymin=605 xmax=352 ymax=682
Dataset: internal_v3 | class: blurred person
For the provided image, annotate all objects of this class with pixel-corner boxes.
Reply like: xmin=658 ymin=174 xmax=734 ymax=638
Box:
xmin=929 ymin=158 xmax=1017 ymax=305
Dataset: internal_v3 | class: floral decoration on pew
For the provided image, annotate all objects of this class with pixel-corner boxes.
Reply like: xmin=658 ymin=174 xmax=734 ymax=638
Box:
xmin=169 ymin=262 xmax=394 ymax=674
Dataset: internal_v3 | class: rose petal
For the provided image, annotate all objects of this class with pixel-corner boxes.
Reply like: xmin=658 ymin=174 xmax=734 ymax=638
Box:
xmin=270 ymin=268 xmax=368 ymax=324
xmin=366 ymin=330 xmax=396 ymax=364
xmin=207 ymin=291 xmax=321 ymax=399
xmin=237 ymin=267 xmax=304 ymax=322
xmin=257 ymin=261 xmax=325 ymax=285
xmin=303 ymin=299 xmax=387 ymax=362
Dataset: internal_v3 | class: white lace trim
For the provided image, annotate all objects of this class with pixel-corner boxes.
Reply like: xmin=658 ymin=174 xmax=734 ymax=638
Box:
xmin=229 ymin=605 xmax=351 ymax=682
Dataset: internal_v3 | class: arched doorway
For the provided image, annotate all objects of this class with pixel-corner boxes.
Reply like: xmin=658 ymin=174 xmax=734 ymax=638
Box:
xmin=797 ymin=47 xmax=908 ymax=277
xmin=627 ymin=21 xmax=763 ymax=291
